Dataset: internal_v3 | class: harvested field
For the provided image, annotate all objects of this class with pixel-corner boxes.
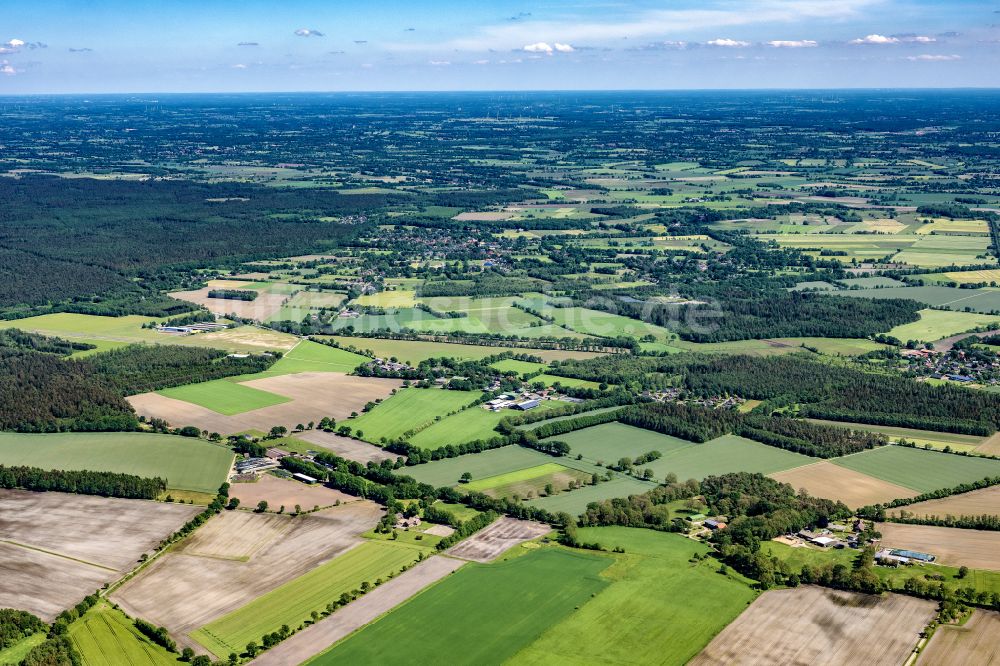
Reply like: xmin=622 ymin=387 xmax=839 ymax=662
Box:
xmin=445 ymin=517 xmax=551 ymax=562
xmin=293 ymin=429 xmax=395 ymax=464
xmin=170 ymin=286 xmax=287 ymax=321
xmin=889 ymin=485 xmax=1000 ymax=519
xmin=230 ymin=475 xmax=355 ymax=511
xmin=111 ymin=502 xmax=383 ymax=653
xmin=182 ymin=511 xmax=292 ymax=561
xmin=129 ymin=372 xmax=402 ymax=436
xmin=918 ymin=609 xmax=1000 ymax=665
xmin=877 ymin=523 xmax=1000 ymax=570
xmin=770 ymin=462 xmax=918 ymax=509
xmin=0 ymin=490 xmax=199 ymax=621
xmin=249 ymin=556 xmax=466 ymax=666
xmin=691 ymin=586 xmax=935 ymax=666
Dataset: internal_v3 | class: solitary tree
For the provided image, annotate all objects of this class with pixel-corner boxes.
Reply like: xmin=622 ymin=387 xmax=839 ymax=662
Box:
xmin=255 ymin=500 xmax=269 ymax=513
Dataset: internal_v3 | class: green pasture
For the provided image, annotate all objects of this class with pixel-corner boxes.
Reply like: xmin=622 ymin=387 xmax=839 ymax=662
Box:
xmin=318 ymin=336 xmax=601 ymax=364
xmin=0 ymin=634 xmax=46 ymax=665
xmin=837 ymin=285 xmax=1000 ymax=315
xmin=157 ymin=379 xmax=289 ymax=415
xmin=70 ymin=603 xmax=182 ymax=666
xmin=405 ymin=446 xmax=554 ymax=487
xmin=346 ymin=388 xmax=479 ymax=443
xmin=526 ymin=476 xmax=658 ymax=515
xmin=511 ymin=529 xmax=756 ymax=666
xmin=642 ymin=434 xmax=814 ymax=481
xmin=0 ymin=432 xmax=233 ymax=494
xmin=406 ymin=407 xmax=508 ymax=450
xmin=547 ymin=422 xmax=695 ymax=464
xmin=832 ymin=445 xmax=1000 ymax=493
xmin=268 ymin=340 xmax=368 ymax=374
xmin=192 ymin=540 xmax=425 ymax=658
xmin=491 ymin=359 xmax=547 ymax=376
xmin=885 ymin=309 xmax=1000 ymax=342
xmin=308 ymin=549 xmax=611 ymax=666
xmin=463 ymin=462 xmax=581 ymax=496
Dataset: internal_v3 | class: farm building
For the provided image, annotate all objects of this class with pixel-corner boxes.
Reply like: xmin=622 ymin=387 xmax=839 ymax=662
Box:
xmin=890 ymin=548 xmax=935 ymax=563
xmin=516 ymin=399 xmax=541 ymax=411
xmin=291 ymin=473 xmax=317 ymax=484
xmin=234 ymin=458 xmax=279 ymax=474
xmin=704 ymin=519 xmax=727 ymax=530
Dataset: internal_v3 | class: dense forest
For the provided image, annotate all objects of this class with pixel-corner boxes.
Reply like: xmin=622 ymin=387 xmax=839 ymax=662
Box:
xmin=0 ymin=465 xmax=167 ymax=499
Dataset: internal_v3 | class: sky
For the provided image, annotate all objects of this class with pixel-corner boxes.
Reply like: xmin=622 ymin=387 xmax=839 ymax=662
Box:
xmin=1 ymin=0 xmax=998 ymax=93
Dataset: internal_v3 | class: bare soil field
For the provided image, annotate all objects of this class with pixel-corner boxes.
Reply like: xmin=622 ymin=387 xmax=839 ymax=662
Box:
xmin=293 ymin=429 xmax=395 ymax=463
xmin=129 ymin=372 xmax=401 ymax=436
xmin=230 ymin=474 xmax=355 ymax=511
xmin=691 ymin=586 xmax=935 ymax=666
xmin=111 ymin=501 xmax=383 ymax=652
xmin=877 ymin=523 xmax=1000 ymax=570
xmin=445 ymin=517 xmax=551 ymax=562
xmin=890 ymin=485 xmax=1000 ymax=519
xmin=192 ymin=326 xmax=299 ymax=352
xmin=170 ymin=286 xmax=288 ymax=321
xmin=0 ymin=542 xmax=113 ymax=621
xmin=918 ymin=609 xmax=1000 ymax=665
xmin=769 ymin=462 xmax=918 ymax=509
xmin=249 ymin=555 xmax=466 ymax=666
xmin=975 ymin=431 xmax=1000 ymax=456
xmin=0 ymin=490 xmax=200 ymax=620
xmin=0 ymin=489 xmax=200 ymax=570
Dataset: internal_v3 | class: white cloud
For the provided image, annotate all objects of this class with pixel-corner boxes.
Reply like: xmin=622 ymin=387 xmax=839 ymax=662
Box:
xmin=231 ymin=63 xmax=248 ymax=69
xmin=850 ymin=34 xmax=899 ymax=44
xmin=473 ymin=59 xmax=490 ymax=65
xmin=908 ymin=35 xmax=936 ymax=43
xmin=554 ymin=42 xmax=574 ymax=52
xmin=706 ymin=38 xmax=750 ymax=47
xmin=0 ymin=61 xmax=16 ymax=76
xmin=429 ymin=60 xmax=451 ymax=66
xmin=767 ymin=39 xmax=817 ymax=48
xmin=7 ymin=39 xmax=24 ymax=48
xmin=294 ymin=28 xmax=324 ymax=37
xmin=524 ymin=42 xmax=554 ymax=53
xmin=907 ymin=54 xmax=961 ymax=61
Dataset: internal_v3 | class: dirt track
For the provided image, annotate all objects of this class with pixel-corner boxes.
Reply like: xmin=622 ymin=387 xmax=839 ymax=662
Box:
xmin=249 ymin=556 xmax=465 ymax=666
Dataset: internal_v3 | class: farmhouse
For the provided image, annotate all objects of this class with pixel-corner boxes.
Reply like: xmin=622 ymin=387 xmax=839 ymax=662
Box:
xmin=704 ymin=519 xmax=727 ymax=530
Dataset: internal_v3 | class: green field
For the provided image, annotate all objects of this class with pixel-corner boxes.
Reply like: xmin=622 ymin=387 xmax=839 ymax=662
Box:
xmin=70 ymin=603 xmax=182 ymax=666
xmin=526 ymin=476 xmax=658 ymax=515
xmin=511 ymin=528 xmax=757 ymax=665
xmin=832 ymin=445 xmax=1000 ymax=493
xmin=491 ymin=359 xmax=547 ymax=376
xmin=309 ymin=549 xmax=612 ymax=666
xmin=548 ymin=422 xmax=696 ymax=464
xmin=156 ymin=379 xmax=290 ymax=415
xmin=407 ymin=407 xmax=508 ymax=450
xmin=530 ymin=374 xmax=602 ymax=389
xmin=268 ymin=340 xmax=369 ymax=374
xmin=0 ymin=432 xmax=233 ymax=493
xmin=191 ymin=540 xmax=426 ymax=658
xmin=346 ymin=388 xmax=480 ymax=443
xmin=0 ymin=633 xmax=45 ymax=665
xmin=463 ymin=463 xmax=571 ymax=492
xmin=405 ymin=446 xmax=555 ymax=487
xmin=837 ymin=285 xmax=1000 ymax=316
xmin=318 ymin=336 xmax=601 ymax=364
xmin=886 ymin=309 xmax=1000 ymax=343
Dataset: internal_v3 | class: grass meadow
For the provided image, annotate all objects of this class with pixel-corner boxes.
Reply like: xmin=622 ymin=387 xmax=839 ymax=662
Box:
xmin=308 ymin=549 xmax=612 ymax=666
xmin=832 ymin=445 xmax=1000 ymax=493
xmin=0 ymin=432 xmax=233 ymax=494
xmin=156 ymin=379 xmax=290 ymax=415
xmin=70 ymin=603 xmax=182 ymax=666
xmin=510 ymin=529 xmax=757 ymax=665
xmin=346 ymin=388 xmax=480 ymax=443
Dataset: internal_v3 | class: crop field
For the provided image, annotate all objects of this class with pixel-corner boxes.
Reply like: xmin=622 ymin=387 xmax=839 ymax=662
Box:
xmin=230 ymin=474 xmax=354 ymax=511
xmin=445 ymin=518 xmax=552 ymax=563
xmin=919 ymin=610 xmax=1000 ymax=665
xmin=806 ymin=419 xmax=986 ymax=452
xmin=309 ymin=549 xmax=611 ymax=665
xmin=157 ymin=378 xmax=290 ymax=415
xmin=111 ymin=502 xmax=383 ymax=653
xmin=0 ymin=432 xmax=233 ymax=493
xmin=837 ymin=286 xmax=1000 ymax=316
xmin=690 ymin=586 xmax=935 ymax=666
xmin=548 ymin=422 xmax=696 ymax=464
xmin=130 ymin=373 xmax=401 ymax=436
xmin=832 ymin=446 xmax=1000 ymax=493
xmin=0 ymin=489 xmax=199 ymax=621
xmin=770 ymin=462 xmax=918 ymax=508
xmin=268 ymin=340 xmax=369 ymax=374
xmin=405 ymin=446 xmax=553 ymax=487
xmin=192 ymin=540 xmax=426 ymax=657
xmin=531 ymin=373 xmax=602 ymax=389
xmin=877 ymin=523 xmax=1000 ymax=570
xmin=291 ymin=429 xmax=395 ymax=464
xmin=319 ymin=336 xmax=604 ymax=363
xmin=885 ymin=309 xmax=1000 ymax=343
xmin=0 ymin=633 xmax=46 ymax=665
xmin=491 ymin=358 xmax=547 ymax=375
xmin=463 ymin=462 xmax=591 ymax=500
xmin=889 ymin=484 xmax=1000 ymax=519
xmin=346 ymin=388 xmax=479 ymax=443
xmin=169 ymin=284 xmax=288 ymax=321
xmin=70 ymin=603 xmax=182 ymax=666
xmin=406 ymin=407 xmax=507 ymax=449
xmin=527 ymin=476 xmax=658 ymax=515
xmin=512 ymin=528 xmax=757 ymax=665
xmin=268 ymin=291 xmax=346 ymax=323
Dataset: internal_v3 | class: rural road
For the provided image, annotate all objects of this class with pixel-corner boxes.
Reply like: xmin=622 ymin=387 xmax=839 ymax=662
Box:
xmin=931 ymin=329 xmax=1000 ymax=353
xmin=249 ymin=555 xmax=465 ymax=666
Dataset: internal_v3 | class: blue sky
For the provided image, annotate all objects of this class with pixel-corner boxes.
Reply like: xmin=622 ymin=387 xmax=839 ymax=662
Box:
xmin=1 ymin=0 xmax=998 ymax=92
